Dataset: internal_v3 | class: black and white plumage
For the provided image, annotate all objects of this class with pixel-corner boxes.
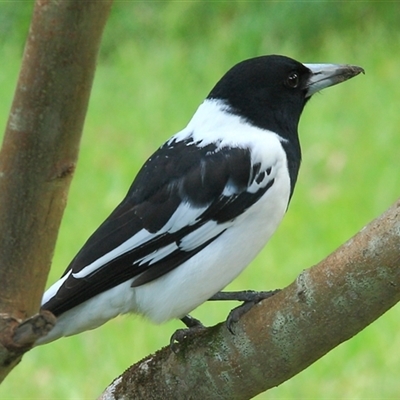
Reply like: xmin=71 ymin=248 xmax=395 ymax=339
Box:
xmin=38 ymin=55 xmax=363 ymax=344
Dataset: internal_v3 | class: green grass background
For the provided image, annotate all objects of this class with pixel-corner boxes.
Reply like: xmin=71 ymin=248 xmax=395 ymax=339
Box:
xmin=1 ymin=2 xmax=400 ymax=399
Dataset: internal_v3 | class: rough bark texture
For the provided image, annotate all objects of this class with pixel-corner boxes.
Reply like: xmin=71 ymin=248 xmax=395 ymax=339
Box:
xmin=0 ymin=0 xmax=113 ymax=383
xmin=99 ymin=199 xmax=400 ymax=400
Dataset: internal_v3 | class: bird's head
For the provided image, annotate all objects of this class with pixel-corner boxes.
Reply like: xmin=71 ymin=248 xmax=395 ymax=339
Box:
xmin=207 ymin=55 xmax=364 ymax=139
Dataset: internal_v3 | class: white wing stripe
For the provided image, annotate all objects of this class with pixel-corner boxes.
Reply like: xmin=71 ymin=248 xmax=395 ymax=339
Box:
xmin=41 ymin=270 xmax=72 ymax=305
xmin=73 ymin=229 xmax=155 ymax=279
xmin=137 ymin=242 xmax=179 ymax=266
xmin=179 ymin=220 xmax=229 ymax=251
xmin=158 ymin=201 xmax=207 ymax=234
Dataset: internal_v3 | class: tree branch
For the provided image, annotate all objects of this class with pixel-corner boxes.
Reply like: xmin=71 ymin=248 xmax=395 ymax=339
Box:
xmin=99 ymin=199 xmax=400 ymax=400
xmin=0 ymin=0 xmax=113 ymax=382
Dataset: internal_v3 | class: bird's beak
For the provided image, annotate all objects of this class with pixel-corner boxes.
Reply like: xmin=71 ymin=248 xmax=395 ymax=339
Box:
xmin=303 ymin=63 xmax=365 ymax=97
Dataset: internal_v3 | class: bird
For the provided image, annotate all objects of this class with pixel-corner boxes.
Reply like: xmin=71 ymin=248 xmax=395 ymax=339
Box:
xmin=37 ymin=55 xmax=364 ymax=345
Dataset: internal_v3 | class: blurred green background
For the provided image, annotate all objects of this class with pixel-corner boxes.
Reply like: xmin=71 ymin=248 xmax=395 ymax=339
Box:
xmin=1 ymin=2 xmax=400 ymax=399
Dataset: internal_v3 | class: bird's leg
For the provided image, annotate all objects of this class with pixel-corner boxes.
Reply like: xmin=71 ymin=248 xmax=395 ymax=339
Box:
xmin=170 ymin=314 xmax=206 ymax=353
xmin=209 ymin=289 xmax=281 ymax=333
xmin=208 ymin=289 xmax=280 ymax=302
xmin=170 ymin=290 xmax=280 ymax=351
xmin=180 ymin=314 xmax=204 ymax=329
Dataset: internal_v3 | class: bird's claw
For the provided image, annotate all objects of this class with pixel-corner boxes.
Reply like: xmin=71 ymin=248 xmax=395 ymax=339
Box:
xmin=224 ymin=289 xmax=281 ymax=334
xmin=170 ymin=315 xmax=205 ymax=353
xmin=170 ymin=290 xmax=280 ymax=351
xmin=226 ymin=301 xmax=256 ymax=334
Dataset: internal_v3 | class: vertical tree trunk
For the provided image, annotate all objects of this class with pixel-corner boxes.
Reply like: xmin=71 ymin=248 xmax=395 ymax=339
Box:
xmin=0 ymin=0 xmax=113 ymax=383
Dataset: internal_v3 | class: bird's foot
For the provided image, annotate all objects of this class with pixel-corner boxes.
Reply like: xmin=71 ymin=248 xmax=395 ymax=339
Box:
xmin=169 ymin=290 xmax=280 ymax=351
xmin=209 ymin=289 xmax=281 ymax=333
xmin=170 ymin=315 xmax=206 ymax=353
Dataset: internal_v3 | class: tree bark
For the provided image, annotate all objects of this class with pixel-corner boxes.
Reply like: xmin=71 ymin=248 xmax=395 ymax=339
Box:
xmin=0 ymin=0 xmax=113 ymax=383
xmin=99 ymin=199 xmax=400 ymax=400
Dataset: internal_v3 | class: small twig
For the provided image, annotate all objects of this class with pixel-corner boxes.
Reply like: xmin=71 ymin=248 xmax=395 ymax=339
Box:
xmin=12 ymin=310 xmax=56 ymax=348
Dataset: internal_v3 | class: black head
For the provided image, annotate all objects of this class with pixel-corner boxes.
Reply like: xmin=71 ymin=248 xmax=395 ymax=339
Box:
xmin=207 ymin=54 xmax=364 ymax=141
xmin=207 ymin=55 xmax=364 ymax=198
xmin=207 ymin=55 xmax=312 ymax=139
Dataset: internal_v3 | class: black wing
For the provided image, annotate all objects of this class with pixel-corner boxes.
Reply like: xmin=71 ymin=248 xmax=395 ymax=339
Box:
xmin=42 ymin=137 xmax=274 ymax=316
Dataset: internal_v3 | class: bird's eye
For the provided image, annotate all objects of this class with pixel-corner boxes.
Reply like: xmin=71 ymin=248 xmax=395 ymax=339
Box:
xmin=286 ymin=72 xmax=299 ymax=88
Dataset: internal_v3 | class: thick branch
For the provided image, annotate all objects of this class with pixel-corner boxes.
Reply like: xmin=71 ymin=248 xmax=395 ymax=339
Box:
xmin=100 ymin=199 xmax=400 ymax=399
xmin=0 ymin=0 xmax=113 ymax=382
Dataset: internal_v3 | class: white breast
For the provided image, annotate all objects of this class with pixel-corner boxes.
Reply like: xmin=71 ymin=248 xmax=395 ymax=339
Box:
xmin=134 ymin=129 xmax=291 ymax=322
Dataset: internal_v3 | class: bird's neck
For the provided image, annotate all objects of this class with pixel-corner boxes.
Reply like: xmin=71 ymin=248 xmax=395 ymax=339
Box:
xmin=280 ymin=136 xmax=301 ymax=201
